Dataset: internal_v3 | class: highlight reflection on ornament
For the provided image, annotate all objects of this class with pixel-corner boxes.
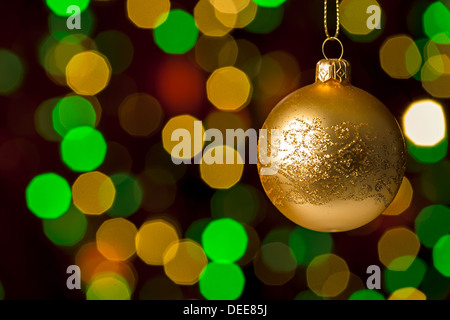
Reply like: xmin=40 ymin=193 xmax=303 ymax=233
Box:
xmin=257 ymin=58 xmax=406 ymax=232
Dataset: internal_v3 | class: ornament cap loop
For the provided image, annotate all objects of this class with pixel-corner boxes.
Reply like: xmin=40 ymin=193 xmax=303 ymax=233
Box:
xmin=315 ymin=58 xmax=351 ymax=83
xmin=322 ymin=36 xmax=344 ymax=60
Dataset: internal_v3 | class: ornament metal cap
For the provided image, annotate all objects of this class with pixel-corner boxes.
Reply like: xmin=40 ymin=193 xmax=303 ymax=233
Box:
xmin=315 ymin=58 xmax=351 ymax=83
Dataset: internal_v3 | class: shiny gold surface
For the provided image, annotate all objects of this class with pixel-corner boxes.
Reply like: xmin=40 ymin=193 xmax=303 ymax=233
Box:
xmin=257 ymin=78 xmax=406 ymax=232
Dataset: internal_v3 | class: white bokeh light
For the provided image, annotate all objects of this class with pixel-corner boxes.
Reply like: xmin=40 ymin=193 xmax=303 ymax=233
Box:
xmin=403 ymin=100 xmax=446 ymax=146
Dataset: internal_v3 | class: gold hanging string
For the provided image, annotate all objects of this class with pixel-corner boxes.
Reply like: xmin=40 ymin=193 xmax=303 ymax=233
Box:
xmin=322 ymin=0 xmax=343 ymax=60
xmin=324 ymin=0 xmax=340 ymax=39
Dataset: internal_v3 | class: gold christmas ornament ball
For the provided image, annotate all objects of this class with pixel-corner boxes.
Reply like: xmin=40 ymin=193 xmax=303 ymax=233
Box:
xmin=257 ymin=59 xmax=406 ymax=232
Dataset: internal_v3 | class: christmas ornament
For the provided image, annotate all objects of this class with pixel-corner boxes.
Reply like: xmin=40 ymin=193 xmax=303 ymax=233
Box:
xmin=257 ymin=0 xmax=406 ymax=232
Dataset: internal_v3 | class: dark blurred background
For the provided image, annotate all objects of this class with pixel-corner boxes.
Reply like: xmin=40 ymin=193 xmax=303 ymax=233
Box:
xmin=0 ymin=0 xmax=449 ymax=300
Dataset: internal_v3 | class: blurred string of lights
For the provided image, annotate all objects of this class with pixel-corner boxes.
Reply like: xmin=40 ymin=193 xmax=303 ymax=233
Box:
xmin=0 ymin=0 xmax=440 ymax=300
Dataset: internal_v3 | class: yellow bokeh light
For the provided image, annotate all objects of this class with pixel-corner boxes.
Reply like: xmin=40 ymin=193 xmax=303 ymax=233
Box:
xmin=94 ymin=260 xmax=137 ymax=292
xmin=136 ymin=219 xmax=179 ymax=265
xmin=75 ymin=242 xmax=107 ymax=283
xmin=86 ymin=272 xmax=131 ymax=300
xmin=127 ymin=0 xmax=170 ymax=29
xmin=207 ymin=66 xmax=252 ymax=111
xmin=422 ymin=55 xmax=450 ymax=98
xmin=235 ymin=39 xmax=262 ymax=79
xmin=66 ymin=51 xmax=111 ymax=96
xmin=253 ymin=244 xmax=296 ymax=286
xmin=194 ymin=0 xmax=232 ymax=37
xmin=72 ymin=171 xmax=116 ymax=215
xmin=379 ymin=35 xmax=422 ymax=79
xmin=209 ymin=0 xmax=250 ymax=14
xmin=53 ymin=36 xmax=87 ymax=76
xmin=260 ymin=242 xmax=297 ymax=273
xmin=195 ymin=34 xmax=238 ymax=73
xmin=96 ymin=218 xmax=138 ymax=261
xmin=422 ymin=75 xmax=450 ymax=98
xmin=403 ymin=100 xmax=446 ymax=146
xmin=119 ymin=93 xmax=163 ymax=137
xmin=162 ymin=115 xmax=205 ymax=161
xmin=424 ymin=40 xmax=450 ymax=76
xmin=257 ymin=54 xmax=285 ymax=97
xmin=388 ymin=287 xmax=427 ymax=300
xmin=205 ymin=110 xmax=248 ymax=138
xmin=238 ymin=224 xmax=260 ymax=266
xmin=200 ymin=145 xmax=244 ymax=189
xmin=425 ymin=40 xmax=441 ymax=63
xmin=427 ymin=54 xmax=450 ymax=76
xmin=378 ymin=227 xmax=420 ymax=271
xmin=256 ymin=51 xmax=300 ymax=98
xmin=35 ymin=97 xmax=63 ymax=142
xmin=421 ymin=57 xmax=442 ymax=83
xmin=382 ymin=177 xmax=413 ymax=216
xmin=306 ymin=254 xmax=350 ymax=298
xmin=335 ymin=273 xmax=366 ymax=300
xmin=42 ymin=35 xmax=96 ymax=86
xmin=163 ymin=239 xmax=208 ymax=285
xmin=215 ymin=1 xmax=257 ymax=29
xmin=340 ymin=0 xmax=381 ymax=35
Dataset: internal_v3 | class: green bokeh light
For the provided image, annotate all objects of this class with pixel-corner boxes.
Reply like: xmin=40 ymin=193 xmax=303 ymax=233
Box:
xmin=261 ymin=242 xmax=297 ymax=273
xmin=252 ymin=0 xmax=286 ymax=7
xmin=42 ymin=205 xmax=87 ymax=246
xmin=211 ymin=184 xmax=260 ymax=224
xmin=420 ymin=264 xmax=450 ymax=299
xmin=411 ymin=38 xmax=429 ymax=81
xmin=108 ymin=173 xmax=143 ymax=218
xmin=295 ymin=290 xmax=325 ymax=300
xmin=420 ymin=160 xmax=450 ymax=204
xmin=26 ymin=173 xmax=72 ymax=219
xmin=48 ymin=9 xmax=94 ymax=39
xmin=46 ymin=0 xmax=90 ymax=17
xmin=423 ymin=1 xmax=450 ymax=44
xmin=154 ymin=10 xmax=198 ymax=54
xmin=86 ymin=273 xmax=131 ymax=300
xmin=415 ymin=205 xmax=450 ymax=248
xmin=407 ymin=0 xmax=428 ymax=38
xmin=246 ymin=6 xmax=284 ymax=34
xmin=38 ymin=35 xmax=60 ymax=73
xmin=38 ymin=34 xmax=93 ymax=78
xmin=433 ymin=235 xmax=450 ymax=277
xmin=61 ymin=126 xmax=107 ymax=172
xmin=384 ymin=257 xmax=427 ymax=293
xmin=35 ymin=97 xmax=63 ymax=142
xmin=348 ymin=289 xmax=385 ymax=300
xmin=407 ymin=136 xmax=448 ymax=164
xmin=199 ymin=263 xmax=245 ymax=300
xmin=186 ymin=218 xmax=212 ymax=244
xmin=0 ymin=49 xmax=24 ymax=95
xmin=95 ymin=30 xmax=134 ymax=74
xmin=289 ymin=227 xmax=333 ymax=265
xmin=202 ymin=218 xmax=248 ymax=263
xmin=420 ymin=50 xmax=444 ymax=83
xmin=405 ymin=40 xmax=423 ymax=78
xmin=342 ymin=27 xmax=383 ymax=43
xmin=52 ymin=96 xmax=96 ymax=137
xmin=263 ymin=227 xmax=292 ymax=245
